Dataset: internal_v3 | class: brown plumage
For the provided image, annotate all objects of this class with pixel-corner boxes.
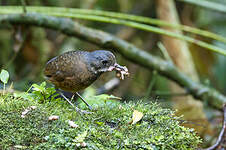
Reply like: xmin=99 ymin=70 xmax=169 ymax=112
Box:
xmin=44 ymin=50 xmax=129 ymax=109
xmin=44 ymin=50 xmax=120 ymax=92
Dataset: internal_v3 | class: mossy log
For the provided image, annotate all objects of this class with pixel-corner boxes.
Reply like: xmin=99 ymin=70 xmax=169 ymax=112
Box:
xmin=0 ymin=94 xmax=201 ymax=149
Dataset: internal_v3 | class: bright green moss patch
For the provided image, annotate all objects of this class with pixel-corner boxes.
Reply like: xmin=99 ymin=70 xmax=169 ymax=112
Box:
xmin=0 ymin=95 xmax=201 ymax=149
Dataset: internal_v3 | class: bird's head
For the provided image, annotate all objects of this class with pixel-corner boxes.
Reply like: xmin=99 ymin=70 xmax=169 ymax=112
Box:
xmin=87 ymin=50 xmax=118 ymax=74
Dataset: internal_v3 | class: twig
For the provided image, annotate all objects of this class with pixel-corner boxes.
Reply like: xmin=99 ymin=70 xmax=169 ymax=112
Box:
xmin=145 ymin=70 xmax=158 ymax=97
xmin=5 ymin=27 xmax=25 ymax=68
xmin=0 ymin=14 xmax=225 ymax=110
xmin=204 ymin=104 xmax=226 ymax=150
xmin=151 ymin=91 xmax=188 ymax=97
xmin=20 ymin=0 xmax=27 ymax=14
xmin=157 ymin=42 xmax=173 ymax=63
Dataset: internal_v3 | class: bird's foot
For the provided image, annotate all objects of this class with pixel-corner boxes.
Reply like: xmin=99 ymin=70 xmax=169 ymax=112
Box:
xmin=59 ymin=92 xmax=92 ymax=114
xmin=75 ymin=107 xmax=93 ymax=114
xmin=75 ymin=92 xmax=93 ymax=110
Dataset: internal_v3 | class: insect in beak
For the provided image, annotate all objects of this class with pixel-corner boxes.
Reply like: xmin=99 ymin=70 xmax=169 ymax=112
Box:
xmin=110 ymin=63 xmax=129 ymax=80
xmin=107 ymin=65 xmax=116 ymax=71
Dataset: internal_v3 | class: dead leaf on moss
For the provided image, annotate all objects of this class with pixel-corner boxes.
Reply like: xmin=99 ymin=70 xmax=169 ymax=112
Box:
xmin=14 ymin=145 xmax=27 ymax=149
xmin=68 ymin=120 xmax=79 ymax=128
xmin=48 ymin=115 xmax=59 ymax=121
xmin=21 ymin=106 xmax=37 ymax=118
xmin=76 ymin=142 xmax=87 ymax=147
xmin=131 ymin=110 xmax=143 ymax=124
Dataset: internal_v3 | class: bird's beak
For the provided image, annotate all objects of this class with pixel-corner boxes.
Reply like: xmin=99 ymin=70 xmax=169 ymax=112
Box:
xmin=107 ymin=63 xmax=122 ymax=72
xmin=99 ymin=65 xmax=116 ymax=72
xmin=107 ymin=65 xmax=116 ymax=71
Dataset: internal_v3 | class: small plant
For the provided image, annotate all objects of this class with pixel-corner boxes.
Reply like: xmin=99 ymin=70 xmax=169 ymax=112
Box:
xmin=25 ymin=82 xmax=121 ymax=108
xmin=13 ymin=81 xmax=61 ymax=104
xmin=30 ymin=82 xmax=60 ymax=103
xmin=0 ymin=69 xmax=9 ymax=96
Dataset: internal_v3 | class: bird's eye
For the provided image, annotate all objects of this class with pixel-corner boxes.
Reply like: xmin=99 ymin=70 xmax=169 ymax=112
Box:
xmin=102 ymin=60 xmax=109 ymax=65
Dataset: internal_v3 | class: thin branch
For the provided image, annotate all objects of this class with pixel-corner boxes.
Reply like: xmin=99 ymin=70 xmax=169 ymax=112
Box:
xmin=204 ymin=104 xmax=226 ymax=150
xmin=145 ymin=70 xmax=158 ymax=98
xmin=157 ymin=42 xmax=173 ymax=63
xmin=0 ymin=14 xmax=225 ymax=110
xmin=20 ymin=0 xmax=27 ymax=13
xmin=151 ymin=91 xmax=189 ymax=97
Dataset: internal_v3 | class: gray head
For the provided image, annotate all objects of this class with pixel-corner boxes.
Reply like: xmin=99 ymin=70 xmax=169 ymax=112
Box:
xmin=87 ymin=50 xmax=117 ymax=74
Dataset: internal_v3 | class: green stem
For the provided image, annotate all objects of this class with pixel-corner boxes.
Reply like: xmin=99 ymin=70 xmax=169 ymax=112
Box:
xmin=3 ymin=83 xmax=5 ymax=96
xmin=49 ymin=12 xmax=226 ymax=56
xmin=24 ymin=6 xmax=226 ymax=43
xmin=0 ymin=6 xmax=226 ymax=54
xmin=157 ymin=42 xmax=173 ymax=63
xmin=145 ymin=71 xmax=158 ymax=98
xmin=151 ymin=91 xmax=188 ymax=97
xmin=20 ymin=0 xmax=27 ymax=13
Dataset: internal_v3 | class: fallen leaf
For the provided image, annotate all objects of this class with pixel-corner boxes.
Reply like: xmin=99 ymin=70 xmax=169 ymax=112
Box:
xmin=30 ymin=106 xmax=37 ymax=109
xmin=21 ymin=115 xmax=26 ymax=118
xmin=48 ymin=115 xmax=59 ymax=121
xmin=21 ymin=109 xmax=29 ymax=116
xmin=21 ymin=106 xmax=37 ymax=118
xmin=118 ymin=105 xmax=123 ymax=109
xmin=95 ymin=121 xmax=104 ymax=126
xmin=132 ymin=110 xmax=143 ymax=124
xmin=14 ymin=145 xmax=27 ymax=149
xmin=76 ymin=142 xmax=87 ymax=147
xmin=73 ymin=131 xmax=87 ymax=143
xmin=80 ymin=142 xmax=87 ymax=147
xmin=68 ymin=120 xmax=79 ymax=128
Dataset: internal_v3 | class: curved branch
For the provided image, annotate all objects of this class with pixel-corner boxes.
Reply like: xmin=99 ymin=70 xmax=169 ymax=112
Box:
xmin=1 ymin=6 xmax=226 ymax=56
xmin=204 ymin=104 xmax=226 ymax=150
xmin=0 ymin=13 xmax=225 ymax=110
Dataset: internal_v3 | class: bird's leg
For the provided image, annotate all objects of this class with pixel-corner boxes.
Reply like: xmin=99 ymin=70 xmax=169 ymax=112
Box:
xmin=75 ymin=92 xmax=92 ymax=110
xmin=59 ymin=92 xmax=75 ymax=107
xmin=59 ymin=92 xmax=91 ymax=114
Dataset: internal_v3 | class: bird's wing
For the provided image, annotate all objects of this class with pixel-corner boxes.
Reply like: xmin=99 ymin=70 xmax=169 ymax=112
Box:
xmin=44 ymin=52 xmax=83 ymax=82
xmin=44 ymin=67 xmax=66 ymax=82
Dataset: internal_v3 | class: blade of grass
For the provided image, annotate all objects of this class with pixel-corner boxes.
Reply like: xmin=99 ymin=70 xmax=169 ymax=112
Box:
xmin=38 ymin=12 xmax=226 ymax=56
xmin=1 ymin=6 xmax=225 ymax=44
xmin=0 ymin=6 xmax=226 ymax=56
xmin=20 ymin=0 xmax=27 ymax=13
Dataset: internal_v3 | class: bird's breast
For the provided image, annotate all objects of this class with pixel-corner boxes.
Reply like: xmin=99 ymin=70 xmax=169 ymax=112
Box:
xmin=58 ymin=71 xmax=99 ymax=92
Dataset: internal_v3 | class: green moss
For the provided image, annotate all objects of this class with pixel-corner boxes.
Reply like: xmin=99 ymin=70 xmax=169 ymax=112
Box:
xmin=0 ymin=95 xmax=201 ymax=149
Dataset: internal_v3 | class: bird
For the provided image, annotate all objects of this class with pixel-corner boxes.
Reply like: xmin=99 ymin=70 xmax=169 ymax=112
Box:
xmin=44 ymin=50 xmax=129 ymax=111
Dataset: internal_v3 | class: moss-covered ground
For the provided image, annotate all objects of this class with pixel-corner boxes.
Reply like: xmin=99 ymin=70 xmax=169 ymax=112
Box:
xmin=0 ymin=92 xmax=201 ymax=149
